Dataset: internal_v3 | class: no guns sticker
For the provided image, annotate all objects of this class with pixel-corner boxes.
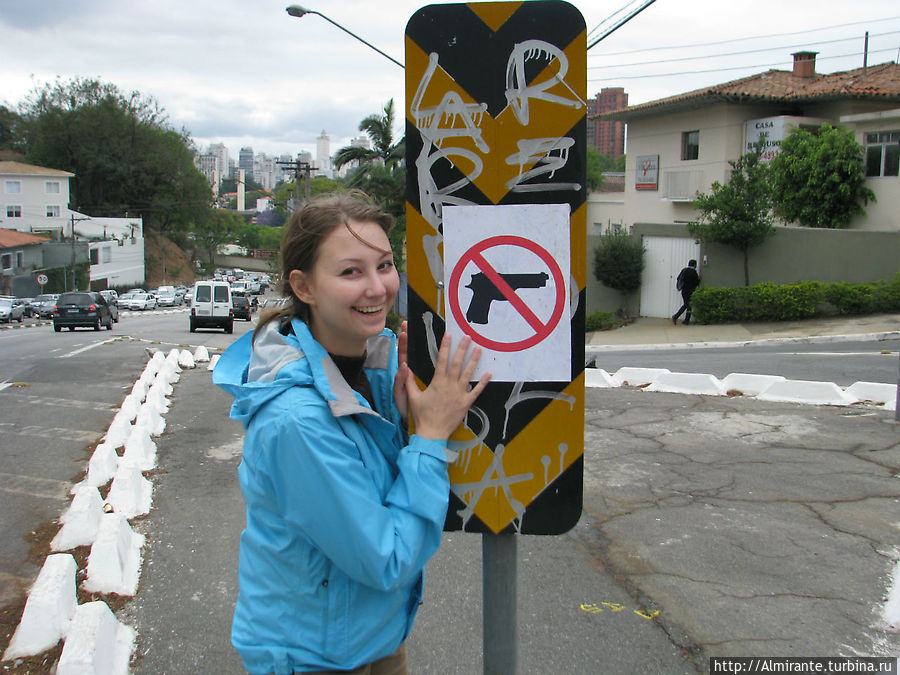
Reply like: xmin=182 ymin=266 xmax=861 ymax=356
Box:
xmin=443 ymin=204 xmax=571 ymax=382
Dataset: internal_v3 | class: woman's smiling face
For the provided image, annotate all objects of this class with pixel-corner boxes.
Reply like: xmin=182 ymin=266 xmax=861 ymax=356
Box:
xmin=289 ymin=219 xmax=398 ymax=356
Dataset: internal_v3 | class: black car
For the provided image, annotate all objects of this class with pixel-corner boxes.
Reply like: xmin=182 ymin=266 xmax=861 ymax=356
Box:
xmin=52 ymin=292 xmax=114 ymax=332
xmin=232 ymin=295 xmax=252 ymax=321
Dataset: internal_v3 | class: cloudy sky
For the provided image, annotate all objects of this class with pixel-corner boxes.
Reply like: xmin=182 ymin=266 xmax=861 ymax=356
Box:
xmin=2 ymin=0 xmax=898 ymax=161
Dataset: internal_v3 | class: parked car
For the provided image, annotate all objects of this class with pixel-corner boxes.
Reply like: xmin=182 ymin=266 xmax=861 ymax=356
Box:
xmin=0 ymin=296 xmax=25 ymax=323
xmin=232 ymin=295 xmax=252 ymax=321
xmin=155 ymin=286 xmax=180 ymax=307
xmin=31 ymin=293 xmax=60 ymax=319
xmin=124 ymin=292 xmax=157 ymax=311
xmin=190 ymin=281 xmax=233 ymax=333
xmin=99 ymin=291 xmax=120 ymax=322
xmin=16 ymin=297 xmax=35 ymax=317
xmin=52 ymin=291 xmax=114 ymax=332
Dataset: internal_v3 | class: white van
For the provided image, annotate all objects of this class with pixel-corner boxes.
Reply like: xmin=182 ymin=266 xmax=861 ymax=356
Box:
xmin=189 ymin=281 xmax=233 ymax=333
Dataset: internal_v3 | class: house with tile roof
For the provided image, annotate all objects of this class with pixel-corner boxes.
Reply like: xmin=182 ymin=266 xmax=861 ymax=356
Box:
xmin=0 ymin=160 xmax=145 ymax=291
xmin=598 ymin=52 xmax=900 ymax=232
xmin=0 ymin=229 xmax=50 ymax=296
xmin=584 ymin=53 xmax=900 ymax=318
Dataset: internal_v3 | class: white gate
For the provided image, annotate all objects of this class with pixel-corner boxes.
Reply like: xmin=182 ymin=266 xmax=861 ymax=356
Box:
xmin=639 ymin=236 xmax=701 ymax=318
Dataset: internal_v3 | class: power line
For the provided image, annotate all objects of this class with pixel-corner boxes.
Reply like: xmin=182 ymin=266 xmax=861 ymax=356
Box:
xmin=587 ymin=30 xmax=900 ymax=70
xmin=589 ymin=15 xmax=900 ymax=58
xmin=587 ymin=46 xmax=899 ymax=83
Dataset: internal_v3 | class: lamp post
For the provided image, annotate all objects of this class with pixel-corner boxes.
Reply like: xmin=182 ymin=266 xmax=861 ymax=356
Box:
xmin=285 ymin=5 xmax=404 ymax=69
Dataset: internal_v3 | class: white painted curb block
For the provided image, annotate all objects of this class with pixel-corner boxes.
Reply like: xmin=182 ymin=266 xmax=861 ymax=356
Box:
xmin=193 ymin=345 xmax=210 ymax=362
xmin=121 ymin=426 xmax=157 ymax=472
xmin=178 ymin=349 xmax=196 ymax=369
xmin=585 ymin=368 xmax=617 ymax=388
xmin=82 ymin=514 xmax=144 ymax=596
xmin=103 ymin=413 xmax=132 ymax=450
xmin=757 ymin=379 xmax=859 ymax=406
xmin=130 ymin=378 xmax=148 ymax=403
xmin=135 ymin=401 xmax=165 ymax=436
xmin=106 ymin=464 xmax=152 ymax=519
xmin=207 ymin=353 xmax=221 ymax=370
xmin=80 ymin=441 xmax=119 ymax=490
xmin=612 ymin=367 xmax=670 ymax=387
xmin=145 ymin=383 xmax=170 ymax=413
xmin=719 ymin=373 xmax=787 ymax=396
xmin=118 ymin=393 xmax=141 ymax=423
xmin=57 ymin=601 xmax=135 ymax=675
xmin=645 ymin=372 xmax=727 ymax=396
xmin=152 ymin=370 xmax=173 ymax=396
xmin=52 ymin=487 xmax=104 ymax=551
xmin=845 ymin=381 xmax=898 ymax=411
xmin=3 ymin=554 xmax=77 ymax=659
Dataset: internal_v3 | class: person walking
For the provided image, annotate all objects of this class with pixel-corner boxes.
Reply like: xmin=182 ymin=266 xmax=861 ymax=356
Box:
xmin=214 ymin=191 xmax=491 ymax=674
xmin=672 ymin=259 xmax=701 ymax=325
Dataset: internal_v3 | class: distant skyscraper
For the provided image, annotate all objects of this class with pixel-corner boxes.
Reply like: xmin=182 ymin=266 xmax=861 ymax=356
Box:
xmin=208 ymin=143 xmax=230 ymax=182
xmin=316 ymin=131 xmax=331 ymax=176
xmin=239 ymin=147 xmax=254 ymax=182
xmin=587 ymin=87 xmax=627 ymax=157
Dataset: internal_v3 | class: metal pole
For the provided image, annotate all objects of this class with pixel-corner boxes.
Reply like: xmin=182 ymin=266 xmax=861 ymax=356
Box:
xmin=482 ymin=532 xmax=517 ymax=675
xmin=70 ymin=214 xmax=76 ymax=291
xmin=894 ymin=350 xmax=899 ymax=422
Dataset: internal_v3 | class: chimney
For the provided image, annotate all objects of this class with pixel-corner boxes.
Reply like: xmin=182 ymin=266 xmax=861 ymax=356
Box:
xmin=791 ymin=51 xmax=818 ymax=78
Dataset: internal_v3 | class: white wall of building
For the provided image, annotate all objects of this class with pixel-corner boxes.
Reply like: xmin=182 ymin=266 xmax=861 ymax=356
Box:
xmin=1 ymin=163 xmax=74 ymax=235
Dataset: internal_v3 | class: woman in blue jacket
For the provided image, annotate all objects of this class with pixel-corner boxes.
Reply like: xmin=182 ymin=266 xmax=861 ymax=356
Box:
xmin=214 ymin=192 xmax=490 ymax=674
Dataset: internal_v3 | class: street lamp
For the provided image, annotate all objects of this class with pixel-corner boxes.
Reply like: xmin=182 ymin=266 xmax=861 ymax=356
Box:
xmin=285 ymin=5 xmax=404 ymax=69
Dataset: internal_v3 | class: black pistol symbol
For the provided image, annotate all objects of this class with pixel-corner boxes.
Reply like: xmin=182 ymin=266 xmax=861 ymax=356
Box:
xmin=464 ymin=272 xmax=549 ymax=324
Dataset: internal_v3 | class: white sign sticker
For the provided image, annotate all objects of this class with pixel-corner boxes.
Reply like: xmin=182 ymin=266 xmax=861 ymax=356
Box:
xmin=442 ymin=204 xmax=571 ymax=382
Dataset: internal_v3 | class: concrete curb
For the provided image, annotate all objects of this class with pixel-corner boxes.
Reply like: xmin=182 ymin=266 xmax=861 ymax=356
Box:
xmin=2 ymin=345 xmax=209 ymax=672
xmin=587 ymin=366 xmax=897 ymax=411
xmin=586 ymin=330 xmax=900 ymax=354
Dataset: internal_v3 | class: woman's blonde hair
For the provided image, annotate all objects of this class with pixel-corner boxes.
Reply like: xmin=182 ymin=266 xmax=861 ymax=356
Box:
xmin=254 ymin=190 xmax=394 ymax=338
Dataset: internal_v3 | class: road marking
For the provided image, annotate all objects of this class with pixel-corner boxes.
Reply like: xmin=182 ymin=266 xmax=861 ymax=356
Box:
xmin=59 ymin=337 xmax=118 ymax=358
xmin=0 ymin=472 xmax=71 ymax=500
xmin=4 ymin=424 xmax=101 ymax=442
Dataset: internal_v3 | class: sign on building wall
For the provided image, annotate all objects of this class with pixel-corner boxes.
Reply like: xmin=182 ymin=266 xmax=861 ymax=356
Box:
xmin=635 ymin=154 xmax=659 ymax=190
xmin=405 ymin=0 xmax=586 ymax=535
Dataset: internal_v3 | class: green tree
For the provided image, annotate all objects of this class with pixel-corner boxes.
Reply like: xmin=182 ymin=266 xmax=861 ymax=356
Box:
xmin=0 ymin=105 xmax=26 ymax=153
xmin=687 ymin=139 xmax=776 ymax=286
xmin=769 ymin=122 xmax=875 ymax=229
xmin=19 ymin=77 xmax=211 ymax=234
xmin=592 ymin=228 xmax=645 ymax=316
xmin=586 ymin=148 xmax=605 ymax=191
xmin=333 ymin=100 xmax=405 ymax=218
xmin=193 ymin=209 xmax=245 ymax=264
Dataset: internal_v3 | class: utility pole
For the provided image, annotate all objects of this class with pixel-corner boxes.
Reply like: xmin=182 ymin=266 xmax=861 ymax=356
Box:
xmin=69 ymin=214 xmax=91 ymax=291
xmin=276 ymin=157 xmax=318 ymax=211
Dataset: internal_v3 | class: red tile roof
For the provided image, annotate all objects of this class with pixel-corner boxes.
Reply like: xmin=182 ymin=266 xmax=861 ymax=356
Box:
xmin=0 ymin=229 xmax=51 ymax=249
xmin=600 ymin=61 xmax=900 ymax=121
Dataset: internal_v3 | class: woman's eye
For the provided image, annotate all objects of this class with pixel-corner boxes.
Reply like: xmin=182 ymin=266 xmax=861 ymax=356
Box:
xmin=340 ymin=267 xmax=360 ymax=276
xmin=378 ymin=261 xmax=394 ymax=271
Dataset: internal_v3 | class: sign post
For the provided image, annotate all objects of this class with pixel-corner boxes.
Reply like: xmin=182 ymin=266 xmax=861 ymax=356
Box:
xmin=405 ymin=2 xmax=586 ymax=670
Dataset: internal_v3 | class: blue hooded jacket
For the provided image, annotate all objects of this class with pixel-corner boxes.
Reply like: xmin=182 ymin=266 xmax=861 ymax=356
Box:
xmin=213 ymin=318 xmax=453 ymax=674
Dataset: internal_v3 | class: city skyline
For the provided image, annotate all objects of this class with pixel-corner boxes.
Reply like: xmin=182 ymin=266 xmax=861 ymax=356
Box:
xmin=1 ymin=1 xmax=898 ymax=158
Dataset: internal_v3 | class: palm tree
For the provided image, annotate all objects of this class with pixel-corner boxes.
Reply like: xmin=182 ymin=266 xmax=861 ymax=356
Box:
xmin=334 ymin=99 xmax=404 ymax=175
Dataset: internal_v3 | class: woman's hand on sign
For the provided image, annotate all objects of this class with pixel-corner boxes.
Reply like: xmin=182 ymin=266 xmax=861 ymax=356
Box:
xmin=403 ymin=333 xmax=491 ymax=441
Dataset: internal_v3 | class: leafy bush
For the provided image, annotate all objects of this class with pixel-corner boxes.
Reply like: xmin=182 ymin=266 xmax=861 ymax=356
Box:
xmin=691 ymin=275 xmax=900 ymax=324
xmin=584 ymin=310 xmax=623 ymax=332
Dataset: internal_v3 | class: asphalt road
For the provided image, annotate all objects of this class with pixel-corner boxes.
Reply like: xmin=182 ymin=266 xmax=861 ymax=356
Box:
xmin=2 ymin=310 xmax=899 ymax=673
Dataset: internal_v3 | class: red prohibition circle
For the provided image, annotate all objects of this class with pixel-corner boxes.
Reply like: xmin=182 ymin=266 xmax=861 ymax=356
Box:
xmin=448 ymin=235 xmax=566 ymax=352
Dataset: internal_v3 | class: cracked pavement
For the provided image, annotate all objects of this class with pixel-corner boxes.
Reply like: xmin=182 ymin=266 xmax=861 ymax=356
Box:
xmin=581 ymin=386 xmax=900 ymax=660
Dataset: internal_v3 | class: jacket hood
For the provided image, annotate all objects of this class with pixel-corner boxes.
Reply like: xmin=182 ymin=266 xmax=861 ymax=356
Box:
xmin=213 ymin=318 xmax=397 ymax=428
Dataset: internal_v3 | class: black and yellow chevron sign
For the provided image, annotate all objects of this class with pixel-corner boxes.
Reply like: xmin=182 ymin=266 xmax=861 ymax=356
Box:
xmin=405 ymin=1 xmax=586 ymax=535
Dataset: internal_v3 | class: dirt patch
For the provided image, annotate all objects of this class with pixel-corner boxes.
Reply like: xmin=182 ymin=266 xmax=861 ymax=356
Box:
xmin=142 ymin=229 xmax=197 ymax=288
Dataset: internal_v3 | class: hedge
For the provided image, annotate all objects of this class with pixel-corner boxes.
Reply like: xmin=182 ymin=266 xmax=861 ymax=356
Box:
xmin=690 ymin=275 xmax=900 ymax=324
